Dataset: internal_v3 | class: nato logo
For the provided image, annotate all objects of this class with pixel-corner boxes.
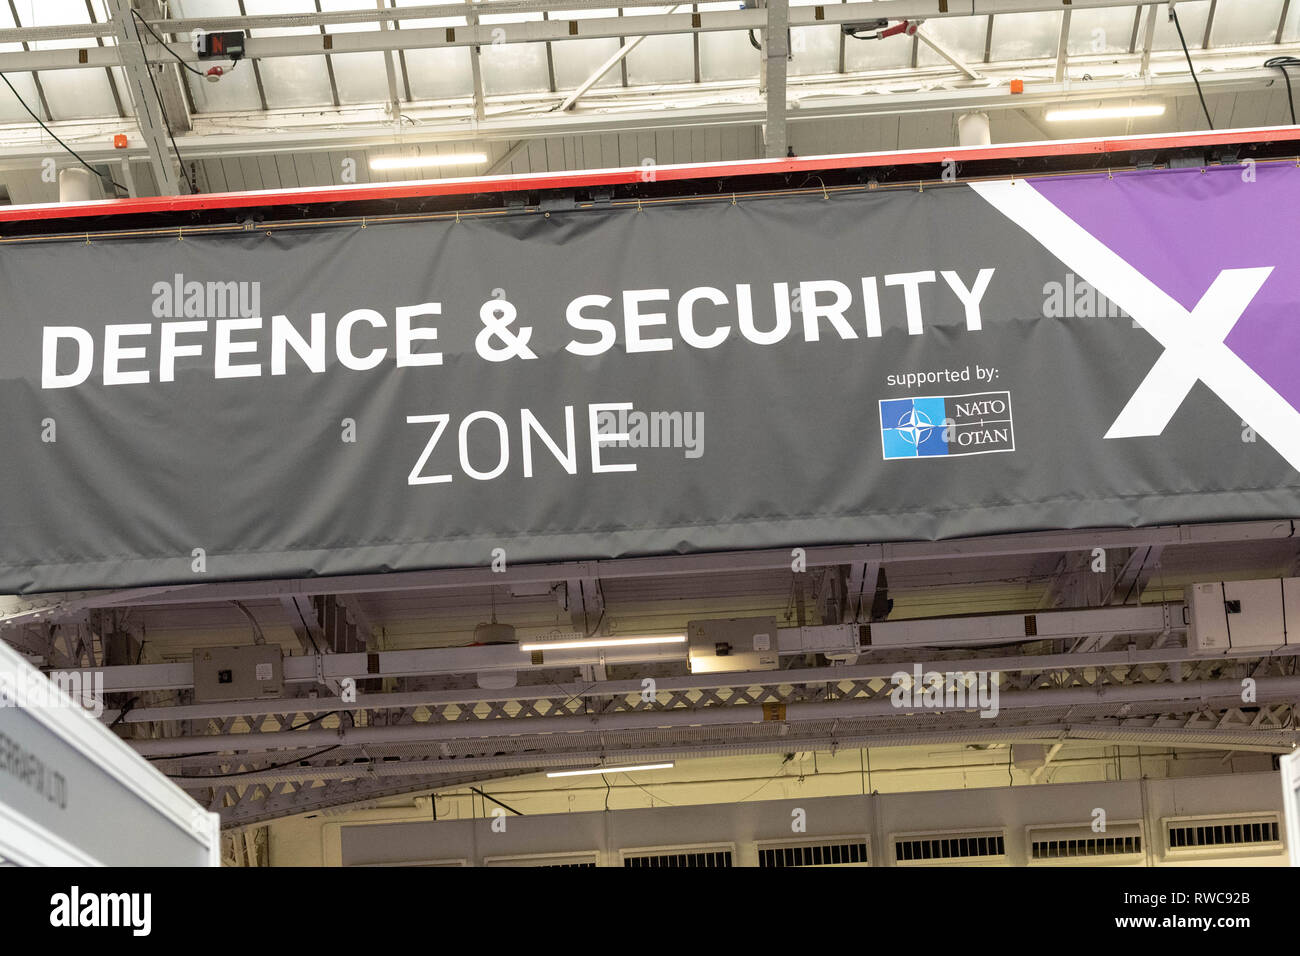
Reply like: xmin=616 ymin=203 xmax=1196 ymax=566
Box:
xmin=880 ymin=391 xmax=1015 ymax=460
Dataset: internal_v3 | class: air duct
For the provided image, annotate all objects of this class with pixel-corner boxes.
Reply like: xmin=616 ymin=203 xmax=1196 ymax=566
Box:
xmin=473 ymin=619 xmax=517 ymax=689
xmin=957 ymin=111 xmax=992 ymax=147
xmin=58 ymin=167 xmax=94 ymax=203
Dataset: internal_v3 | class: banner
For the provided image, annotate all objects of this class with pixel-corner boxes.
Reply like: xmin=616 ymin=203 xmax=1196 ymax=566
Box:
xmin=2 ymin=163 xmax=1298 ymax=592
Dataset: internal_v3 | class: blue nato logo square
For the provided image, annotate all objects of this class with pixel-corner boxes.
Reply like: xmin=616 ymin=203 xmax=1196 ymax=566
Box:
xmin=880 ymin=396 xmax=949 ymax=459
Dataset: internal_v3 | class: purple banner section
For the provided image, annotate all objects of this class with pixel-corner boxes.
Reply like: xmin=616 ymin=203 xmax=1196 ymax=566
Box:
xmin=1033 ymin=164 xmax=1300 ymax=412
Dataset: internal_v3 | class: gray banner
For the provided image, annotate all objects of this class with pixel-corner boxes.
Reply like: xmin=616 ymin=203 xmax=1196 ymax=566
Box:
xmin=2 ymin=178 xmax=1297 ymax=592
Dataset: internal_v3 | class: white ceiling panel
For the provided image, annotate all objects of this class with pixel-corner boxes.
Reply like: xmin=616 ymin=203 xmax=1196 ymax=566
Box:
xmin=319 ymin=0 xmax=405 ymax=104
xmin=549 ymin=8 xmax=623 ymax=91
xmin=0 ymin=4 xmax=43 ymax=125
xmin=989 ymin=11 xmax=1063 ymax=61
xmin=842 ymin=27 xmax=914 ymax=73
xmin=1211 ymin=0 xmax=1287 ymax=48
xmin=1066 ymin=6 xmax=1139 ymax=57
xmin=172 ymin=0 xmax=243 ymax=21
xmin=790 ymin=25 xmax=841 ymax=77
xmin=242 ymin=0 xmax=333 ymax=108
xmin=623 ymin=7 xmax=695 ymax=86
xmin=479 ymin=10 xmax=552 ymax=95
xmin=393 ymin=1 xmax=473 ymax=101
xmin=916 ymin=15 xmax=988 ymax=69
xmin=330 ymin=49 xmax=400 ymax=104
xmin=1148 ymin=0 xmax=1211 ymax=51
xmin=35 ymin=69 xmax=119 ymax=121
xmin=699 ymin=30 xmax=756 ymax=82
xmin=20 ymin=1 xmax=119 ymax=120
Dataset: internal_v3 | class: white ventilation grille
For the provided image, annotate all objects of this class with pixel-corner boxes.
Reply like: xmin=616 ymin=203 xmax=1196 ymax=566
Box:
xmin=485 ymin=851 xmax=599 ymax=868
xmin=357 ymin=858 xmax=467 ymax=867
xmin=893 ymin=829 xmax=1006 ymax=865
xmin=757 ymin=836 xmax=870 ymax=867
xmin=1027 ymin=823 xmax=1144 ymax=864
xmin=1164 ymin=814 xmax=1283 ymax=857
xmin=621 ymin=844 xmax=734 ymax=868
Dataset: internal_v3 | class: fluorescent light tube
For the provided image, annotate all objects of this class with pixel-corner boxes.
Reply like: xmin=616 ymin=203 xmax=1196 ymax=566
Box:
xmin=547 ymin=763 xmax=675 ymax=778
xmin=369 ymin=153 xmax=488 ymax=171
xmin=519 ymin=634 xmax=686 ymax=652
xmin=1045 ymin=104 xmax=1165 ymax=122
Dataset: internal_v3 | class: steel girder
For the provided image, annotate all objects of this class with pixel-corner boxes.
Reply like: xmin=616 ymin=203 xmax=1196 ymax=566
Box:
xmin=181 ymin=698 xmax=1299 ymax=828
xmin=130 ymin=643 xmax=1300 ymax=826
xmin=132 ymin=649 xmax=1300 ymax=755
xmin=7 ymin=519 xmax=1299 ymax=826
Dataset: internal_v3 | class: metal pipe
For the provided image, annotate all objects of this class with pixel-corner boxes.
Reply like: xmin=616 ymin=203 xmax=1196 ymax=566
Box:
xmin=102 ymin=640 xmax=1255 ymax=723
xmin=129 ymin=675 xmax=1300 ymax=756
xmin=168 ymin=736 xmax=1262 ymax=787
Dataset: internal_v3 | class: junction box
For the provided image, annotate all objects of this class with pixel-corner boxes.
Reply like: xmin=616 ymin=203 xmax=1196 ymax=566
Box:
xmin=193 ymin=644 xmax=284 ymax=702
xmin=687 ymin=616 xmax=780 ymax=674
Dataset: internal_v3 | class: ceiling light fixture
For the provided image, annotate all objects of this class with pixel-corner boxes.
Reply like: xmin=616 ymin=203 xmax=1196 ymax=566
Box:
xmin=547 ymin=762 xmax=675 ymax=778
xmin=369 ymin=153 xmax=488 ymax=171
xmin=518 ymin=634 xmax=687 ymax=652
xmin=1044 ymin=104 xmax=1166 ymax=122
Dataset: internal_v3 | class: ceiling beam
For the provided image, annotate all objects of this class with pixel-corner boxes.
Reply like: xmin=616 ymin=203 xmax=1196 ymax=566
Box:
xmin=0 ymin=0 xmax=1164 ymax=46
xmin=1055 ymin=6 xmax=1072 ymax=82
xmin=484 ymin=138 xmax=530 ymax=173
xmin=0 ymin=58 xmax=1283 ymax=168
xmin=0 ymin=2 xmax=1208 ymax=66
xmin=105 ymin=640 xmax=1259 ymax=725
xmin=84 ymin=0 xmax=127 ymax=118
xmin=378 ymin=0 xmax=402 ymax=120
xmin=103 ymin=639 xmax=1262 ymax=712
xmin=763 ymin=0 xmax=789 ymax=158
xmin=135 ymin=0 xmax=192 ymax=132
xmin=127 ymin=673 xmax=1300 ymax=756
xmin=916 ymin=24 xmax=985 ymax=80
xmin=235 ymin=0 xmax=271 ymax=114
xmin=279 ymin=594 xmax=344 ymax=694
xmin=1140 ymin=1 xmax=1159 ymax=77
xmin=167 ymin=722 xmax=1292 ymax=790
xmin=104 ymin=0 xmax=184 ymax=195
xmin=559 ymin=6 xmax=690 ymax=113
xmin=7 ymin=0 xmax=53 ymax=123
xmin=1102 ymin=544 xmax=1166 ymax=605
xmin=4 ymin=520 xmax=1291 ymax=623
xmin=466 ymin=2 xmax=486 ymax=122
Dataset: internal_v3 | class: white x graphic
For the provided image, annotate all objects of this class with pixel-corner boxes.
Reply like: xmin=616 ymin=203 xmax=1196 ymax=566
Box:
xmin=970 ymin=179 xmax=1300 ymax=472
xmin=1105 ymin=266 xmax=1273 ymax=439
